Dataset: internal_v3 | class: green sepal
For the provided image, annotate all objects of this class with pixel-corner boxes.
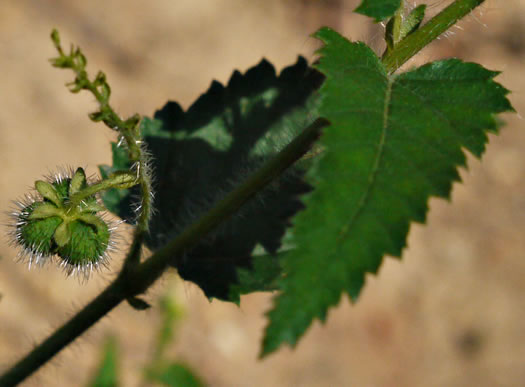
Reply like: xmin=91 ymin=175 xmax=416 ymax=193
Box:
xmin=35 ymin=180 xmax=62 ymax=207
xmin=28 ymin=202 xmax=62 ymax=220
xmin=52 ymin=178 xmax=71 ymax=201
xmin=53 ymin=221 xmax=71 ymax=247
xmin=70 ymin=167 xmax=87 ymax=195
xmin=80 ymin=201 xmax=106 ymax=213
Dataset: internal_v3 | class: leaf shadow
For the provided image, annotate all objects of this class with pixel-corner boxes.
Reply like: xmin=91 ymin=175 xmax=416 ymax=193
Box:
xmin=100 ymin=57 xmax=323 ymax=300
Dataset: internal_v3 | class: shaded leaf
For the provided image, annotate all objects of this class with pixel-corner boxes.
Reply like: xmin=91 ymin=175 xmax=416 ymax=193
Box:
xmin=228 ymin=251 xmax=284 ymax=302
xmin=355 ymin=0 xmax=402 ymax=22
xmin=99 ymin=142 xmax=132 ymax=214
xmin=262 ymin=27 xmax=513 ymax=355
xmin=100 ymin=57 xmax=322 ymax=300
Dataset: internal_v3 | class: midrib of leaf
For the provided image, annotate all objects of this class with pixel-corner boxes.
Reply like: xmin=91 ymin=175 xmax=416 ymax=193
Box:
xmin=337 ymin=75 xmax=395 ymax=242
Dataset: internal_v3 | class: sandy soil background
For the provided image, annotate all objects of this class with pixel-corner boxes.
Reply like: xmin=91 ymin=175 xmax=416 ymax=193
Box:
xmin=1 ymin=0 xmax=525 ymax=386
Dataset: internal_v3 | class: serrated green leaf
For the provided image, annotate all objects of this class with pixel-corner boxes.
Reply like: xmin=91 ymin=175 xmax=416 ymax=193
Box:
xmin=355 ymin=0 xmax=402 ymax=22
xmin=146 ymin=363 xmax=204 ymax=387
xmin=88 ymin=336 xmax=119 ymax=387
xmin=262 ymin=27 xmax=513 ymax=356
xmin=100 ymin=58 xmax=322 ymax=300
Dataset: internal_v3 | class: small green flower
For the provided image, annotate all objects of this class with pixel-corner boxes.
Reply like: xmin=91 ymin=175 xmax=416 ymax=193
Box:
xmin=8 ymin=167 xmax=117 ymax=277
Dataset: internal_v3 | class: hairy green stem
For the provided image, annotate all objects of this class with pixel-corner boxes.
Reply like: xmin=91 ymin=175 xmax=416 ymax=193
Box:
xmin=129 ymin=149 xmax=154 ymax=260
xmin=0 ymin=281 xmax=125 ymax=387
xmin=132 ymin=118 xmax=328 ymax=290
xmin=382 ymin=0 xmax=485 ymax=73
xmin=50 ymin=29 xmax=139 ymax=136
xmin=0 ymin=118 xmax=328 ymax=386
xmin=51 ymin=29 xmax=154 ymax=266
xmin=68 ymin=171 xmax=138 ymax=207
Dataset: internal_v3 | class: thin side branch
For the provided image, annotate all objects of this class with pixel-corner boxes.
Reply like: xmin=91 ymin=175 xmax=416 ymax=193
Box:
xmin=50 ymin=29 xmax=153 ymax=269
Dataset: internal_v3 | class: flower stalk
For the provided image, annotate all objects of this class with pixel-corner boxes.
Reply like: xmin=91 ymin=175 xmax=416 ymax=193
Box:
xmin=50 ymin=29 xmax=154 ymax=268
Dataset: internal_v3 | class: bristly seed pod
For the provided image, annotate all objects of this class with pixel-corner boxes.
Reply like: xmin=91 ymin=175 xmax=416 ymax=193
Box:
xmin=7 ymin=167 xmax=118 ymax=279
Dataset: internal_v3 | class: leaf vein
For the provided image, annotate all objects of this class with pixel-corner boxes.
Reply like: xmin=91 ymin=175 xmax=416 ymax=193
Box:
xmin=336 ymin=75 xmax=395 ymax=242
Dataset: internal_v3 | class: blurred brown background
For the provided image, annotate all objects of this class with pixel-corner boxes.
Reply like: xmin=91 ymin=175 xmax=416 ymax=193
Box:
xmin=1 ymin=0 xmax=525 ymax=386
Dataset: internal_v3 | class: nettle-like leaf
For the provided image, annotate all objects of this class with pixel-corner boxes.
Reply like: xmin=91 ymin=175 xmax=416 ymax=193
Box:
xmin=262 ymin=27 xmax=513 ymax=355
xmin=355 ymin=0 xmax=402 ymax=22
xmin=100 ymin=57 xmax=322 ymax=301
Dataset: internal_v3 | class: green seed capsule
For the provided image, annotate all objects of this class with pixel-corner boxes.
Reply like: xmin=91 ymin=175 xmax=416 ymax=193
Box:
xmin=9 ymin=167 xmax=116 ymax=277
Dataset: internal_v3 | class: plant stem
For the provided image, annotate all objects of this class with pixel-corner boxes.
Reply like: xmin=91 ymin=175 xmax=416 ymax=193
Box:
xmin=68 ymin=171 xmax=138 ymax=207
xmin=128 ymin=148 xmax=154 ymax=264
xmin=50 ymin=29 xmax=154 ymax=266
xmin=381 ymin=0 xmax=485 ymax=73
xmin=0 ymin=118 xmax=328 ymax=386
xmin=0 ymin=280 xmax=125 ymax=387
xmin=50 ymin=29 xmax=140 ymax=139
xmin=131 ymin=117 xmax=328 ymax=291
